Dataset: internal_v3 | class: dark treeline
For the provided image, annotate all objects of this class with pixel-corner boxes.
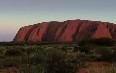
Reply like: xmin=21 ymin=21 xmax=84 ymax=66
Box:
xmin=0 ymin=41 xmax=78 ymax=46
xmin=78 ymin=37 xmax=116 ymax=47
xmin=0 ymin=37 xmax=115 ymax=46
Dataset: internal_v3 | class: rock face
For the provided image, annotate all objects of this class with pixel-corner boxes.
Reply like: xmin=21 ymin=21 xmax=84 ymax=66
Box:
xmin=14 ymin=19 xmax=116 ymax=42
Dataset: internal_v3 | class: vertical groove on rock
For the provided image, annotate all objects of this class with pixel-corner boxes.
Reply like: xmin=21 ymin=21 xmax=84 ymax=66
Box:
xmin=56 ymin=22 xmax=69 ymax=42
xmin=24 ymin=24 xmax=39 ymax=41
xmin=73 ymin=21 xmax=84 ymax=41
xmin=108 ymin=24 xmax=116 ymax=39
xmin=41 ymin=22 xmax=62 ymax=42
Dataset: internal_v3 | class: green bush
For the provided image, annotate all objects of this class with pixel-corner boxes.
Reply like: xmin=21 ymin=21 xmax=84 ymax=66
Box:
xmin=29 ymin=51 xmax=47 ymax=65
xmin=19 ymin=64 xmax=47 ymax=73
xmin=95 ymin=38 xmax=115 ymax=46
xmin=0 ymin=57 xmax=21 ymax=67
xmin=5 ymin=49 xmax=22 ymax=56
xmin=16 ymin=48 xmax=84 ymax=73
xmin=0 ymin=47 xmax=5 ymax=56
xmin=46 ymin=49 xmax=82 ymax=73
xmin=74 ymin=46 xmax=93 ymax=54
xmin=111 ymin=47 xmax=116 ymax=62
xmin=95 ymin=47 xmax=115 ymax=62
xmin=79 ymin=37 xmax=115 ymax=46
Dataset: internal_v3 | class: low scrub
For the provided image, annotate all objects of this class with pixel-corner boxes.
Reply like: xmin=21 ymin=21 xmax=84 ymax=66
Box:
xmin=79 ymin=37 xmax=115 ymax=46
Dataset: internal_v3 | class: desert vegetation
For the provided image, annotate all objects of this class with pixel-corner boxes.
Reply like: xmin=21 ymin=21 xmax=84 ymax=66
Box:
xmin=0 ymin=38 xmax=116 ymax=73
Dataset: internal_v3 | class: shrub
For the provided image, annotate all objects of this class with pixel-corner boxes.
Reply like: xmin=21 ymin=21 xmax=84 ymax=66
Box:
xmin=95 ymin=38 xmax=115 ymax=46
xmin=111 ymin=47 xmax=116 ymax=62
xmin=46 ymin=49 xmax=82 ymax=73
xmin=18 ymin=48 xmax=83 ymax=73
xmin=74 ymin=46 xmax=93 ymax=54
xmin=29 ymin=51 xmax=47 ymax=65
xmin=78 ymin=37 xmax=115 ymax=46
xmin=0 ymin=47 xmax=5 ymax=56
xmin=0 ymin=57 xmax=21 ymax=67
xmin=19 ymin=64 xmax=47 ymax=73
xmin=95 ymin=47 xmax=114 ymax=62
xmin=5 ymin=49 xmax=22 ymax=56
xmin=61 ymin=45 xmax=70 ymax=52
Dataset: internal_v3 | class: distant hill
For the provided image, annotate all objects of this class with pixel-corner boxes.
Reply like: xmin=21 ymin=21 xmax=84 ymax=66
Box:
xmin=14 ymin=19 xmax=116 ymax=42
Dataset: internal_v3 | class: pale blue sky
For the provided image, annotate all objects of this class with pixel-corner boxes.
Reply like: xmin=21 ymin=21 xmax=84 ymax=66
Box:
xmin=0 ymin=0 xmax=116 ymax=41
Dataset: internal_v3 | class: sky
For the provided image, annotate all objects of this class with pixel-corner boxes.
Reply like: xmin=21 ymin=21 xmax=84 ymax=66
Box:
xmin=0 ymin=0 xmax=116 ymax=41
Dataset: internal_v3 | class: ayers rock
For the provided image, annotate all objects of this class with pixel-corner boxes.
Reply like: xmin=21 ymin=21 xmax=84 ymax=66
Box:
xmin=14 ymin=19 xmax=116 ymax=42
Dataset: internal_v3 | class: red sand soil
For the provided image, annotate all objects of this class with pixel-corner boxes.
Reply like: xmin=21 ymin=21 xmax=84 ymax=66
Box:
xmin=0 ymin=67 xmax=19 ymax=73
xmin=78 ymin=62 xmax=110 ymax=73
